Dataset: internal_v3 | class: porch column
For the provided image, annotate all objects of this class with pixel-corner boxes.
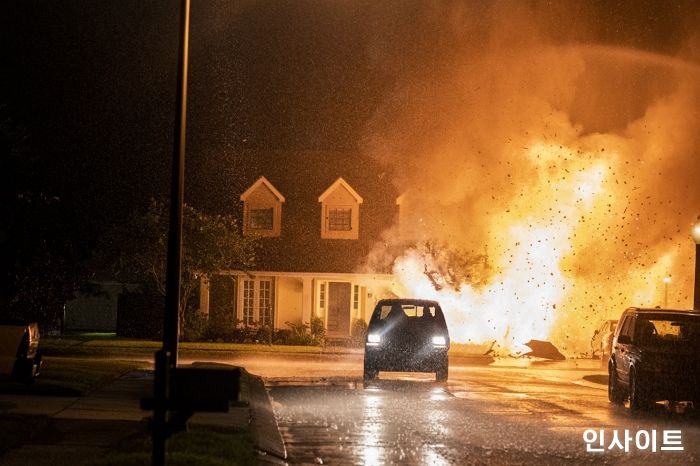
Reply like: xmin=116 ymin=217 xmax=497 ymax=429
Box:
xmin=198 ymin=274 xmax=210 ymax=317
xmin=301 ymin=276 xmax=312 ymax=325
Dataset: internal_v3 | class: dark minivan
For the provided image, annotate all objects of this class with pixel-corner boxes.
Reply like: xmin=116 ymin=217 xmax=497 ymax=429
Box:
xmin=363 ymin=299 xmax=450 ymax=382
xmin=608 ymin=307 xmax=700 ymax=409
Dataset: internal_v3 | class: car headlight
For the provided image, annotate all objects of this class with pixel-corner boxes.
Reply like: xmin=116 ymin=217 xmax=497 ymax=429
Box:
xmin=432 ymin=335 xmax=447 ymax=347
xmin=366 ymin=333 xmax=381 ymax=346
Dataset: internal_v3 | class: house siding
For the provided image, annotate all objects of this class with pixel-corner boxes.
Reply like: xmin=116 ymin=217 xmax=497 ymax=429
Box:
xmin=277 ymin=276 xmax=303 ymax=327
xmin=195 ymin=151 xmax=401 ymax=337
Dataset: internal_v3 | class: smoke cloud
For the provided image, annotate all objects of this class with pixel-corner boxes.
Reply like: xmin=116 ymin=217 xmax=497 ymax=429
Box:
xmin=360 ymin=1 xmax=700 ymax=352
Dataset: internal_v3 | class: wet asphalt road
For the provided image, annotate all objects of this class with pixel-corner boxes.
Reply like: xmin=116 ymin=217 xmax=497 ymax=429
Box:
xmin=266 ymin=364 xmax=700 ymax=465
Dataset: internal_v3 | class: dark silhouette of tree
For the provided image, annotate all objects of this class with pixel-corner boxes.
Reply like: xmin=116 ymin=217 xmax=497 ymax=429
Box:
xmin=99 ymin=199 xmax=257 ymax=338
xmin=1 ymin=103 xmax=88 ymax=330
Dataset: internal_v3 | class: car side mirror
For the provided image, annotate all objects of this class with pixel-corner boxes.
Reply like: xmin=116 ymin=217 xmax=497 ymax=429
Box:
xmin=617 ymin=334 xmax=631 ymax=344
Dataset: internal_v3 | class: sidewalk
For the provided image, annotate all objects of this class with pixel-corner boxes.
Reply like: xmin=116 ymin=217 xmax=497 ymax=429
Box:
xmin=0 ymin=369 xmax=286 ymax=465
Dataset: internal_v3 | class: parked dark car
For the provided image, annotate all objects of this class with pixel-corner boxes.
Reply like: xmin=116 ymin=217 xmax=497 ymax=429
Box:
xmin=591 ymin=319 xmax=617 ymax=360
xmin=363 ymin=299 xmax=450 ymax=382
xmin=0 ymin=319 xmax=43 ymax=384
xmin=608 ymin=307 xmax=700 ymax=409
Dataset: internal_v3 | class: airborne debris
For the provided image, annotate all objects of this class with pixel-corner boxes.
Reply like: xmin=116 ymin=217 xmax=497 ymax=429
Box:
xmin=523 ymin=340 xmax=566 ymax=360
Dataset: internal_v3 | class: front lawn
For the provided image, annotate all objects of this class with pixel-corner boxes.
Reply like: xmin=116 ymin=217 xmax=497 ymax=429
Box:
xmin=0 ymin=357 xmax=147 ymax=457
xmin=0 ymin=414 xmax=51 ymax=456
xmin=0 ymin=358 xmax=257 ymax=464
xmin=97 ymin=422 xmax=256 ymax=466
xmin=0 ymin=357 xmax=146 ymax=396
xmin=42 ymin=336 xmax=326 ymax=359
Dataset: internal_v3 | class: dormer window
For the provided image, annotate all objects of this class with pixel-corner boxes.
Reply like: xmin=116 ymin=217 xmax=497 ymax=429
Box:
xmin=241 ymin=176 xmax=284 ymax=237
xmin=318 ymin=177 xmax=363 ymax=240
xmin=328 ymin=208 xmax=352 ymax=231
xmin=249 ymin=208 xmax=273 ymax=230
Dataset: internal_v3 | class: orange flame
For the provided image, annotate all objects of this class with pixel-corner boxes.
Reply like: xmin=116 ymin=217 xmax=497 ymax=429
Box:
xmin=391 ymin=142 xmax=613 ymax=352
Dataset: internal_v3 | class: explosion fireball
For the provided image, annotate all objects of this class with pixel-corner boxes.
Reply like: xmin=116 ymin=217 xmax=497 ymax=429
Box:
xmin=362 ymin=3 xmax=700 ymax=354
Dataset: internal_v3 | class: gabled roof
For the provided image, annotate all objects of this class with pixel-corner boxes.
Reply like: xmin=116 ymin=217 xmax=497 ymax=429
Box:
xmin=318 ymin=177 xmax=363 ymax=204
xmin=191 ymin=149 xmax=401 ymax=274
xmin=240 ymin=176 xmax=285 ymax=202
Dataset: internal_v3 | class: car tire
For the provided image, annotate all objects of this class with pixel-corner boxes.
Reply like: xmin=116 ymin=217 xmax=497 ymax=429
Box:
xmin=363 ymin=359 xmax=378 ymax=382
xmin=33 ymin=352 xmax=42 ymax=378
xmin=629 ymin=368 xmax=651 ymax=410
xmin=11 ymin=358 xmax=36 ymax=385
xmin=436 ymin=358 xmax=448 ymax=382
xmin=608 ymin=363 xmax=624 ymax=404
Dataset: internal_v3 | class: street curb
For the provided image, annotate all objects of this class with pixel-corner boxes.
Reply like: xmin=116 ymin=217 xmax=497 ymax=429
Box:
xmin=247 ymin=373 xmax=287 ymax=463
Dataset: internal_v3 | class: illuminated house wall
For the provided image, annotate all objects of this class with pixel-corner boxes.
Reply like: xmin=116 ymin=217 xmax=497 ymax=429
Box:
xmin=196 ymin=151 xmax=400 ymax=338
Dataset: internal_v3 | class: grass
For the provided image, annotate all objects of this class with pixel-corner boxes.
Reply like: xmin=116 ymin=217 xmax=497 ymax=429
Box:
xmin=97 ymin=423 xmax=256 ymax=466
xmin=0 ymin=357 xmax=147 ymax=396
xmin=95 ymin=364 xmax=257 ymax=465
xmin=41 ymin=336 xmax=328 ymax=359
xmin=0 ymin=357 xmax=257 ymax=464
xmin=45 ymin=334 xmax=498 ymax=357
xmin=0 ymin=357 xmax=149 ymax=457
xmin=0 ymin=414 xmax=51 ymax=455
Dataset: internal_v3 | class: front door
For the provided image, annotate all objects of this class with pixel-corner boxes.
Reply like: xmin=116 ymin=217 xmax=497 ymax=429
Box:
xmin=327 ymin=282 xmax=351 ymax=337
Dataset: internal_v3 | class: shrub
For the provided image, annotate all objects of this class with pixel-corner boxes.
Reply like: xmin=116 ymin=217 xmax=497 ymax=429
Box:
xmin=280 ymin=320 xmax=316 ymax=345
xmin=273 ymin=328 xmax=292 ymax=344
xmin=350 ymin=318 xmax=368 ymax=347
xmin=116 ymin=288 xmax=163 ymax=339
xmin=310 ymin=317 xmax=325 ymax=343
xmin=183 ymin=310 xmax=208 ymax=342
xmin=255 ymin=324 xmax=273 ymax=345
xmin=204 ymin=319 xmax=247 ymax=342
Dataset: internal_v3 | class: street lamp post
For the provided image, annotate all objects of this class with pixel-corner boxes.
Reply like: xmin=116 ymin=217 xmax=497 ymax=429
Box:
xmin=663 ymin=276 xmax=671 ymax=308
xmin=152 ymin=1 xmax=190 ymax=465
xmin=692 ymin=218 xmax=700 ymax=310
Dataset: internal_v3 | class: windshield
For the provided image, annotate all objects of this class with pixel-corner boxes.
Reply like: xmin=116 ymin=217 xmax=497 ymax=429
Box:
xmin=370 ymin=301 xmax=447 ymax=329
xmin=376 ymin=304 xmax=438 ymax=320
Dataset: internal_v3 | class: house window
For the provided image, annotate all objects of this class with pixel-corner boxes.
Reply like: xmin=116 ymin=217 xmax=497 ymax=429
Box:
xmin=353 ymin=285 xmax=359 ymax=310
xmin=328 ymin=208 xmax=352 ymax=231
xmin=319 ymin=283 xmax=326 ymax=309
xmin=259 ymin=280 xmax=274 ymax=326
xmin=318 ymin=178 xmax=362 ymax=240
xmin=241 ymin=277 xmax=275 ymax=327
xmin=243 ymin=280 xmax=255 ymax=325
xmin=240 ymin=177 xmax=285 ymax=237
xmin=249 ymin=208 xmax=273 ymax=230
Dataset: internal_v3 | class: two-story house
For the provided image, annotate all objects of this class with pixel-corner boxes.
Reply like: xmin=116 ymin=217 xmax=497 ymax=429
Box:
xmin=196 ymin=151 xmax=401 ymax=339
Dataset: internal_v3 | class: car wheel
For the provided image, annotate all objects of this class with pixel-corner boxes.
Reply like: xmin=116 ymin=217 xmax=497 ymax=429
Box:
xmin=11 ymin=358 xmax=36 ymax=385
xmin=629 ymin=368 xmax=650 ymax=410
xmin=33 ymin=352 xmax=42 ymax=378
xmin=363 ymin=359 xmax=378 ymax=382
xmin=435 ymin=359 xmax=448 ymax=382
xmin=608 ymin=363 xmax=624 ymax=404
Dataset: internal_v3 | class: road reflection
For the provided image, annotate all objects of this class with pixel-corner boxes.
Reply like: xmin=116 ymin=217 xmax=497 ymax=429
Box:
xmin=360 ymin=391 xmax=384 ymax=465
xmin=269 ymin=365 xmax=700 ymax=464
xmin=272 ymin=376 xmax=454 ymax=465
xmin=360 ymin=378 xmax=453 ymax=465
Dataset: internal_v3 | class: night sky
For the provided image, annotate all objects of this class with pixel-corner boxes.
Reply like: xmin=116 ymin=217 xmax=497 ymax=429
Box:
xmin=1 ymin=0 xmax=698 ymax=262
